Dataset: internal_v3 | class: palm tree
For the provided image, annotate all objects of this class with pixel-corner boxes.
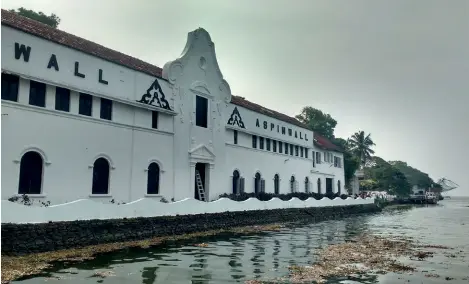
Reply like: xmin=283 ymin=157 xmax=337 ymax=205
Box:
xmin=348 ymin=131 xmax=375 ymax=167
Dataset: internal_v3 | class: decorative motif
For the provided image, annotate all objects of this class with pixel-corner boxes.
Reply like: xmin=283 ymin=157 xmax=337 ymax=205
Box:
xmin=227 ymin=107 xmax=245 ymax=128
xmin=136 ymin=79 xmax=171 ymax=110
xmin=199 ymin=57 xmax=207 ymax=70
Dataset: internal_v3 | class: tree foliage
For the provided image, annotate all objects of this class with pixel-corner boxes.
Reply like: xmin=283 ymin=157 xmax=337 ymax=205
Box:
xmin=9 ymin=7 xmax=60 ymax=28
xmin=363 ymin=157 xmax=412 ymax=196
xmin=359 ymin=179 xmax=379 ymax=191
xmin=388 ymin=161 xmax=437 ymax=188
xmin=348 ymin=131 xmax=375 ymax=167
xmin=295 ymin=107 xmax=337 ymax=140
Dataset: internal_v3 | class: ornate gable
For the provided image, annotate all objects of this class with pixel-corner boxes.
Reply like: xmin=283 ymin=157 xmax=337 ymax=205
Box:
xmin=189 ymin=144 xmax=215 ymax=163
xmin=162 ymin=28 xmax=232 ymax=103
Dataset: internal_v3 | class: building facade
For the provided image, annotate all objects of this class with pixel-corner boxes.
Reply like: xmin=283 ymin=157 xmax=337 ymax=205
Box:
xmin=1 ymin=10 xmax=345 ymax=205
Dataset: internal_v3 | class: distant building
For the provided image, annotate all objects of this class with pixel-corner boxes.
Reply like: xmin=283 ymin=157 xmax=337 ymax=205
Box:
xmin=1 ymin=10 xmax=345 ymax=204
xmin=349 ymin=169 xmax=365 ymax=195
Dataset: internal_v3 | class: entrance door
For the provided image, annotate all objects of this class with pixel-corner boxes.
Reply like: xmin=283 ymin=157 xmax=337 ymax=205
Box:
xmin=194 ymin=163 xmax=207 ymax=200
xmin=326 ymin=178 xmax=333 ymax=195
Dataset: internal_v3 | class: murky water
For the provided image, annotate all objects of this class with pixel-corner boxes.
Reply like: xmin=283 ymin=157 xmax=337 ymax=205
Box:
xmin=15 ymin=197 xmax=469 ymax=283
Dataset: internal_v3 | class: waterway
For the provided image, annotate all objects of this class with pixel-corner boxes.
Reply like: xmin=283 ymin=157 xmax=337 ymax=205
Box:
xmin=14 ymin=197 xmax=469 ymax=283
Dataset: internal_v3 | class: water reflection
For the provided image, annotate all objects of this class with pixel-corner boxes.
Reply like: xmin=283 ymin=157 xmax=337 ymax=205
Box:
xmin=141 ymin=267 xmax=158 ymax=284
xmin=14 ymin=200 xmax=469 ymax=284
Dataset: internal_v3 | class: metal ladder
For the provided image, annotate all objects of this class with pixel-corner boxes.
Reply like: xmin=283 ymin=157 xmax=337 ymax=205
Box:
xmin=195 ymin=170 xmax=206 ymax=202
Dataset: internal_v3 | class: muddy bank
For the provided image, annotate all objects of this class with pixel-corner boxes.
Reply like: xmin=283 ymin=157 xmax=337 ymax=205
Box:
xmin=1 ymin=204 xmax=379 ymax=255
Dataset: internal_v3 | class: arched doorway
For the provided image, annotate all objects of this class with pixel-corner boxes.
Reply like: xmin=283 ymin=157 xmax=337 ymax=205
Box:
xmin=317 ymin=178 xmax=322 ymax=195
xmin=305 ymin=177 xmax=309 ymax=193
xmin=254 ymin=172 xmax=261 ymax=194
xmin=290 ymin=175 xmax=296 ymax=193
xmin=232 ymin=170 xmax=240 ymax=194
xmin=338 ymin=180 xmax=341 ymax=195
xmin=274 ymin=174 xmax=280 ymax=194
xmin=18 ymin=151 xmax=43 ymax=194
xmin=147 ymin=162 xmax=160 ymax=194
xmin=92 ymin=157 xmax=110 ymax=194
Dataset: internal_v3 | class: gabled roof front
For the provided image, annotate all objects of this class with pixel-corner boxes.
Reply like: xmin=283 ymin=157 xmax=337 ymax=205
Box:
xmin=1 ymin=9 xmax=341 ymax=152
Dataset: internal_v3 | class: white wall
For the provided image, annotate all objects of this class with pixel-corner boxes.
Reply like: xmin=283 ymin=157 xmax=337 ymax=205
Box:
xmin=1 ymin=197 xmax=375 ymax=224
xmin=1 ymin=78 xmax=174 ymax=204
xmin=224 ymin=103 xmax=313 ymax=148
xmin=2 ymin=25 xmax=347 ymax=205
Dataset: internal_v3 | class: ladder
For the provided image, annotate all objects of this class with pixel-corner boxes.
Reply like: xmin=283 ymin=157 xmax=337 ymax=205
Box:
xmin=195 ymin=170 xmax=206 ymax=202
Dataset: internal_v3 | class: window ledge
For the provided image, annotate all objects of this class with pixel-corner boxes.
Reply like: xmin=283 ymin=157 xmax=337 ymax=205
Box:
xmin=144 ymin=194 xmax=162 ymax=197
xmin=14 ymin=194 xmax=47 ymax=198
xmin=89 ymin=194 xmax=112 ymax=198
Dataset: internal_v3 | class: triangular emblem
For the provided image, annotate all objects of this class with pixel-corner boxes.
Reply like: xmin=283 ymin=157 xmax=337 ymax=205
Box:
xmin=136 ymin=79 xmax=172 ymax=110
xmin=227 ymin=107 xmax=245 ymax=128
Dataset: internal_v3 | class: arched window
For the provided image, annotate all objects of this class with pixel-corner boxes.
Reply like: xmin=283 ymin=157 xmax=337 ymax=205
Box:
xmin=305 ymin=177 xmax=309 ymax=193
xmin=274 ymin=174 xmax=280 ymax=194
xmin=317 ymin=178 xmax=322 ymax=195
xmin=337 ymin=180 xmax=341 ymax=195
xmin=147 ymin=162 xmax=160 ymax=194
xmin=92 ymin=157 xmax=110 ymax=194
xmin=18 ymin=151 xmax=43 ymax=194
xmin=232 ymin=170 xmax=240 ymax=194
xmin=290 ymin=175 xmax=296 ymax=193
xmin=254 ymin=172 xmax=261 ymax=194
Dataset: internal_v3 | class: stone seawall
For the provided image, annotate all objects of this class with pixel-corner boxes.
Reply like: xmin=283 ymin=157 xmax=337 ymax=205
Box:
xmin=1 ymin=204 xmax=380 ymax=255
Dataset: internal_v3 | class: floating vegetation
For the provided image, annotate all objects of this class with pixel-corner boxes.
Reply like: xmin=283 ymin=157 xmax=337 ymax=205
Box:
xmin=1 ymin=224 xmax=282 ymax=283
xmin=418 ymin=244 xmax=451 ymax=249
xmin=412 ymin=250 xmax=434 ymax=260
xmin=250 ymin=234 xmax=454 ymax=284
xmin=90 ymin=270 xmax=115 ymax=278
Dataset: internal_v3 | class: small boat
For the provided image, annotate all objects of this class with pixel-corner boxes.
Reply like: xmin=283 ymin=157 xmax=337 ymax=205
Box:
xmin=425 ymin=192 xmax=438 ymax=204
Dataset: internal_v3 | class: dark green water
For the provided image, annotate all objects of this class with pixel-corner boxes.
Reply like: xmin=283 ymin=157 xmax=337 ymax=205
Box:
xmin=15 ymin=197 xmax=469 ymax=283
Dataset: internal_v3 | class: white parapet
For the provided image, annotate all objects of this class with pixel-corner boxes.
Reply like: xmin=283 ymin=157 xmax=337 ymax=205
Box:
xmin=1 ymin=197 xmax=375 ymax=224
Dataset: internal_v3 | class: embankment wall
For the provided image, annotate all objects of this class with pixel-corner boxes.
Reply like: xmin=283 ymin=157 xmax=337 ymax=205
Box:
xmin=1 ymin=203 xmax=380 ymax=255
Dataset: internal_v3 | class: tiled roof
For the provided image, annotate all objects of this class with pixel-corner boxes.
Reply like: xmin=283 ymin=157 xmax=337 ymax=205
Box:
xmin=1 ymin=9 xmax=162 ymax=78
xmin=230 ymin=96 xmax=310 ymax=130
xmin=2 ymin=9 xmax=341 ymax=152
xmin=313 ymin=133 xmax=343 ymax=152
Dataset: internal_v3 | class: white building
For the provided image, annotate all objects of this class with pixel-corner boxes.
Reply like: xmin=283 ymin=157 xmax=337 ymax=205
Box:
xmin=1 ymin=10 xmax=345 ymax=205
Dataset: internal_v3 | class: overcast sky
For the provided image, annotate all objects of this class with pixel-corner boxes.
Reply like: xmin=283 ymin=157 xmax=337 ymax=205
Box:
xmin=3 ymin=0 xmax=468 ymax=196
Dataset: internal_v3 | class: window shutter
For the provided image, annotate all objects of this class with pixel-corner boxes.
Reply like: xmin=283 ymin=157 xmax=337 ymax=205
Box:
xmin=295 ymin=181 xmax=299 ymax=192
xmin=240 ymin=178 xmax=245 ymax=193
xmin=261 ymin=179 xmax=265 ymax=193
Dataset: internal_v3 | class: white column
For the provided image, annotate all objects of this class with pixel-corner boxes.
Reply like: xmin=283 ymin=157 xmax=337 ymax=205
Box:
xmin=190 ymin=161 xmax=196 ymax=200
